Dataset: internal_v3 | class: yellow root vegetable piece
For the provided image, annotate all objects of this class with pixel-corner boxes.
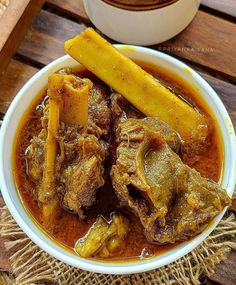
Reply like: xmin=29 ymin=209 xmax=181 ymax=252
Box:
xmin=64 ymin=28 xmax=208 ymax=141
xmin=38 ymin=74 xmax=63 ymax=204
xmin=75 ymin=214 xmax=129 ymax=258
xmin=42 ymin=198 xmax=60 ymax=228
xmin=38 ymin=74 xmax=63 ymax=225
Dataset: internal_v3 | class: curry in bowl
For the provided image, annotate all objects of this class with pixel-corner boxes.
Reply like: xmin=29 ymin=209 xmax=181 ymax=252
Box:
xmin=13 ymin=28 xmax=230 ymax=261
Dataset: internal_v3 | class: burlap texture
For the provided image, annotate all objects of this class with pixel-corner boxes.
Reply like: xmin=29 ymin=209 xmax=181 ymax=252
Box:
xmin=1 ymin=206 xmax=236 ymax=285
xmin=0 ymin=272 xmax=15 ymax=285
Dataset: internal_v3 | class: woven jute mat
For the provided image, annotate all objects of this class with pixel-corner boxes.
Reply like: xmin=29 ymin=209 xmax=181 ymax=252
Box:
xmin=0 ymin=206 xmax=236 ymax=285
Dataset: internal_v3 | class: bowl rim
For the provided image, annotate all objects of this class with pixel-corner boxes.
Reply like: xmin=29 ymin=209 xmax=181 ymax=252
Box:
xmin=0 ymin=45 xmax=236 ymax=275
xmin=94 ymin=0 xmax=180 ymax=12
xmin=84 ymin=0 xmax=196 ymax=14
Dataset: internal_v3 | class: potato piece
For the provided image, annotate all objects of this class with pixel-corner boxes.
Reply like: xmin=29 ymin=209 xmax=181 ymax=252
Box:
xmin=106 ymin=214 xmax=130 ymax=254
xmin=64 ymin=28 xmax=208 ymax=141
xmin=76 ymin=216 xmax=112 ymax=258
xmin=75 ymin=214 xmax=129 ymax=258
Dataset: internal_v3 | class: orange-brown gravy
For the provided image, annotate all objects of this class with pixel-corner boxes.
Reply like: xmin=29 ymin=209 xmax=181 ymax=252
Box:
xmin=13 ymin=62 xmax=223 ymax=261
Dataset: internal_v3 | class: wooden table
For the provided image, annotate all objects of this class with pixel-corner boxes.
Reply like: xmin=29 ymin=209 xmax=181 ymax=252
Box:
xmin=0 ymin=0 xmax=236 ymax=284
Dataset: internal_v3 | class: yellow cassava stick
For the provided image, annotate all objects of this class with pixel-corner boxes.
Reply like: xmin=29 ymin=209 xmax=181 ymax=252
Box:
xmin=64 ymin=28 xmax=208 ymax=141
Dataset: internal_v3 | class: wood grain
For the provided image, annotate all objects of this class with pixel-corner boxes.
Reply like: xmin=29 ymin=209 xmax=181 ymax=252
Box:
xmin=35 ymin=3 xmax=236 ymax=79
xmin=201 ymin=0 xmax=236 ymax=18
xmin=46 ymin=0 xmax=89 ymax=23
xmin=0 ymin=0 xmax=44 ymax=77
xmin=198 ymin=72 xmax=236 ymax=126
xmin=17 ymin=10 xmax=87 ymax=66
xmin=0 ymin=59 xmax=38 ymax=114
xmin=209 ymin=251 xmax=236 ymax=285
xmin=230 ymin=195 xmax=236 ymax=213
xmin=157 ymin=11 xmax=236 ymax=80
xmin=0 ymin=0 xmax=31 ymax=51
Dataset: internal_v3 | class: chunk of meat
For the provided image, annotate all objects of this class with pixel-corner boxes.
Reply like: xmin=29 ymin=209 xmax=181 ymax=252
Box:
xmin=88 ymin=85 xmax=111 ymax=137
xmin=181 ymin=121 xmax=212 ymax=167
xmin=110 ymin=92 xmax=144 ymax=121
xmin=111 ymin=92 xmax=211 ymax=167
xmin=27 ymin=75 xmax=111 ymax=218
xmin=75 ymin=213 xmax=129 ymax=258
xmin=111 ymin=118 xmax=230 ymax=244
xmin=28 ymin=124 xmax=106 ymax=218
xmin=62 ymin=135 xmax=106 ymax=217
xmin=57 ymin=84 xmax=111 ymax=216
xmin=111 ymin=94 xmax=181 ymax=154
xmin=116 ymin=117 xmax=181 ymax=154
xmin=27 ymin=128 xmax=46 ymax=181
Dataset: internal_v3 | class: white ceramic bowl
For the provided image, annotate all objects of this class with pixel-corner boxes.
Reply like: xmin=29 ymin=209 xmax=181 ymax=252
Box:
xmin=83 ymin=0 xmax=200 ymax=45
xmin=0 ymin=46 xmax=236 ymax=275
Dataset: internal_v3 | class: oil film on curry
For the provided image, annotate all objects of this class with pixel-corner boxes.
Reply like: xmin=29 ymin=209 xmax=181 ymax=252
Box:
xmin=13 ymin=28 xmax=230 ymax=260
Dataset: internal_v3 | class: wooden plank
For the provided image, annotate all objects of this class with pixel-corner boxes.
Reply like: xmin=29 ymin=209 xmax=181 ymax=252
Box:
xmin=0 ymin=59 xmax=38 ymax=113
xmin=22 ymin=6 xmax=236 ymax=79
xmin=0 ymin=0 xmax=32 ymax=51
xmin=157 ymin=11 xmax=236 ymax=80
xmin=205 ymin=280 xmax=218 ymax=285
xmin=201 ymin=0 xmax=236 ymax=18
xmin=230 ymin=194 xmax=236 ymax=213
xmin=209 ymin=251 xmax=236 ymax=285
xmin=198 ymin=72 xmax=236 ymax=126
xmin=17 ymin=10 xmax=87 ymax=66
xmin=0 ymin=0 xmax=44 ymax=77
xmin=46 ymin=0 xmax=89 ymax=23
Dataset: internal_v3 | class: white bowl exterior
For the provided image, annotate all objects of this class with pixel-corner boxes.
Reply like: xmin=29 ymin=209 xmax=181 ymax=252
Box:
xmin=83 ymin=0 xmax=200 ymax=45
xmin=0 ymin=46 xmax=236 ymax=275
